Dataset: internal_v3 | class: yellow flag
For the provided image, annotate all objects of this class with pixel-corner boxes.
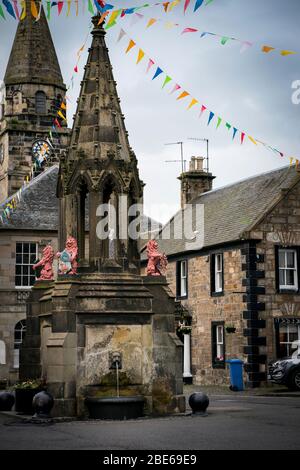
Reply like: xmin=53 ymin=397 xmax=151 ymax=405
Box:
xmin=177 ymin=91 xmax=190 ymax=100
xmin=31 ymin=0 xmax=38 ymax=19
xmin=57 ymin=110 xmax=67 ymax=121
xmin=136 ymin=49 xmax=145 ymax=64
xmin=169 ymin=0 xmax=181 ymax=11
xmin=20 ymin=0 xmax=26 ymax=20
xmin=187 ymin=98 xmax=198 ymax=110
xmin=248 ymin=136 xmax=258 ymax=145
xmin=77 ymin=45 xmax=85 ymax=57
xmin=126 ymin=40 xmax=136 ymax=54
xmin=67 ymin=0 xmax=71 ymax=16
xmin=60 ymin=102 xmax=67 ymax=110
xmin=290 ymin=157 xmax=294 ymax=167
xmin=281 ymin=50 xmax=297 ymax=56
xmin=147 ymin=18 xmax=157 ymax=28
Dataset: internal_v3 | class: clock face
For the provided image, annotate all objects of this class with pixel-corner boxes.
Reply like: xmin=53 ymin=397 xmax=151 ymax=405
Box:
xmin=0 ymin=144 xmax=4 ymax=165
xmin=32 ymin=140 xmax=51 ymax=164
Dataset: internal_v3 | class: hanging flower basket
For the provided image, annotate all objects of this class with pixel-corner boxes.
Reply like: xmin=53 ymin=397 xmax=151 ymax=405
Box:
xmin=225 ymin=326 xmax=236 ymax=334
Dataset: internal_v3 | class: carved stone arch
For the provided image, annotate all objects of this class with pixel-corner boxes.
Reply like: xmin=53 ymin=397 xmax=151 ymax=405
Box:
xmin=69 ymin=171 xmax=93 ymax=195
xmin=98 ymin=171 xmax=122 ymax=195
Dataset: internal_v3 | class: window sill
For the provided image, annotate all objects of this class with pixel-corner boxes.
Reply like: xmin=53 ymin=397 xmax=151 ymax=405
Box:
xmin=278 ymin=289 xmax=299 ymax=295
xmin=211 ymin=291 xmax=224 ymax=298
xmin=212 ymin=363 xmax=226 ymax=370
xmin=176 ymin=295 xmax=188 ymax=301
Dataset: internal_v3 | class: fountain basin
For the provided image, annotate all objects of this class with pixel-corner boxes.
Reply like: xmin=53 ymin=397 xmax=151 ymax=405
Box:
xmin=85 ymin=396 xmax=145 ymax=420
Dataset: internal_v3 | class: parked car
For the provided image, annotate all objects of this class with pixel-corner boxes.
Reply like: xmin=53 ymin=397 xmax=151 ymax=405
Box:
xmin=268 ymin=355 xmax=300 ymax=390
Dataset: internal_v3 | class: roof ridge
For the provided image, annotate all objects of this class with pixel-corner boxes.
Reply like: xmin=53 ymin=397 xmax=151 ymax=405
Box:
xmin=198 ymin=164 xmax=291 ymax=199
xmin=0 ymin=165 xmax=58 ymax=208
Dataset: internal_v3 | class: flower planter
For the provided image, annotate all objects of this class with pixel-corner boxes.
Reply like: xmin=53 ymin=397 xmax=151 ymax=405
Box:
xmin=15 ymin=388 xmax=42 ymax=414
xmin=226 ymin=327 xmax=236 ymax=334
xmin=85 ymin=396 xmax=145 ymax=420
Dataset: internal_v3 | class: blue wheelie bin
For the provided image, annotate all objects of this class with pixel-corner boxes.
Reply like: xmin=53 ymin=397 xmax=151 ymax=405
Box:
xmin=226 ymin=359 xmax=244 ymax=391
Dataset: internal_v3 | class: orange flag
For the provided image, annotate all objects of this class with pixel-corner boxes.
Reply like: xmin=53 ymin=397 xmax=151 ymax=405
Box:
xmin=126 ymin=40 xmax=136 ymax=54
xmin=147 ymin=18 xmax=157 ymax=28
xmin=262 ymin=45 xmax=275 ymax=53
xmin=30 ymin=0 xmax=38 ymax=18
xmin=177 ymin=91 xmax=190 ymax=100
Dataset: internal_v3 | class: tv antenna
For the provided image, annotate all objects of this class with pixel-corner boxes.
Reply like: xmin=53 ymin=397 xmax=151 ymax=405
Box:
xmin=164 ymin=141 xmax=186 ymax=173
xmin=188 ymin=138 xmax=209 ymax=173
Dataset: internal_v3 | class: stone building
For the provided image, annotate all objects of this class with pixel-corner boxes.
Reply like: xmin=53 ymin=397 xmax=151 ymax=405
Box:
xmin=0 ymin=3 xmax=70 ymax=384
xmin=142 ymin=157 xmax=300 ymax=388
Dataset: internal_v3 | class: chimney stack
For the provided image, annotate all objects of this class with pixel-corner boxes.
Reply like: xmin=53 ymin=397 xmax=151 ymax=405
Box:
xmin=178 ymin=156 xmax=215 ymax=209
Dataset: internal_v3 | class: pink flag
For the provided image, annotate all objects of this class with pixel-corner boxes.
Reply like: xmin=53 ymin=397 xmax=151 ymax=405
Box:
xmin=199 ymin=105 xmax=207 ymax=118
xmin=146 ymin=59 xmax=155 ymax=74
xmin=170 ymin=84 xmax=181 ymax=94
xmin=182 ymin=28 xmax=198 ymax=34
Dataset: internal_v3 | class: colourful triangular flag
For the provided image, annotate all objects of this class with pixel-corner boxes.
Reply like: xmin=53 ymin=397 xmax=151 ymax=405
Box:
xmin=194 ymin=0 xmax=204 ymax=12
xmin=152 ymin=67 xmax=163 ymax=80
xmin=147 ymin=18 xmax=157 ymax=28
xmin=262 ymin=45 xmax=275 ymax=54
xmin=207 ymin=111 xmax=215 ymax=126
xmin=162 ymin=76 xmax=172 ymax=88
xmin=216 ymin=117 xmax=222 ymax=129
xmin=177 ymin=91 xmax=190 ymax=100
xmin=187 ymin=98 xmax=198 ymax=110
xmin=136 ymin=49 xmax=145 ymax=64
xmin=125 ymin=39 xmax=136 ymax=54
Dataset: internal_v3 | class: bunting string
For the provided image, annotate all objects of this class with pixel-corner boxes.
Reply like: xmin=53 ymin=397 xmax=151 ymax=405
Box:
xmin=111 ymin=10 xmax=298 ymax=58
xmin=0 ymin=0 xmax=214 ymax=21
xmin=117 ymin=28 xmax=299 ymax=166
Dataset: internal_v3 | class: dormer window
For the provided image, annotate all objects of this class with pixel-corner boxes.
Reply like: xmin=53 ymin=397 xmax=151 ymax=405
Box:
xmin=35 ymin=91 xmax=47 ymax=114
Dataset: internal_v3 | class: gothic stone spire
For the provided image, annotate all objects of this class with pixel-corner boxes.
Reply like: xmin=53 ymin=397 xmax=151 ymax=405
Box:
xmin=68 ymin=16 xmax=133 ymax=162
xmin=4 ymin=0 xmax=65 ymax=90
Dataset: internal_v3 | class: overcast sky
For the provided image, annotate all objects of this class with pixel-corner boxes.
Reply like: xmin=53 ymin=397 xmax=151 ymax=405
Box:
xmin=0 ymin=0 xmax=299 ymax=222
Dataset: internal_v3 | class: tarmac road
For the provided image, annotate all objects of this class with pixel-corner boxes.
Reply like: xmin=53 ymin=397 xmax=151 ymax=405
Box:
xmin=0 ymin=394 xmax=299 ymax=450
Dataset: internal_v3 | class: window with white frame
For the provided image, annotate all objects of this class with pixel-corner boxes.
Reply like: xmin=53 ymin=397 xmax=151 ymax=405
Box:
xmin=14 ymin=320 xmax=26 ymax=369
xmin=0 ymin=340 xmax=6 ymax=365
xmin=180 ymin=260 xmax=187 ymax=297
xmin=278 ymin=249 xmax=298 ymax=291
xmin=278 ymin=320 xmax=300 ymax=358
xmin=215 ymin=253 xmax=223 ymax=293
xmin=177 ymin=260 xmax=188 ymax=298
xmin=15 ymin=242 xmax=38 ymax=287
xmin=212 ymin=322 xmax=225 ymax=368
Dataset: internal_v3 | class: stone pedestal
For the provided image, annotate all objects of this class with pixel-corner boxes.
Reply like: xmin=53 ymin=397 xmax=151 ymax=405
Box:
xmin=21 ymin=274 xmax=185 ymax=417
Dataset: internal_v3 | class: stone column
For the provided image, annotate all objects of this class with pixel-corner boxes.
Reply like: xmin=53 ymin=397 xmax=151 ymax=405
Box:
xmin=183 ymin=333 xmax=193 ymax=383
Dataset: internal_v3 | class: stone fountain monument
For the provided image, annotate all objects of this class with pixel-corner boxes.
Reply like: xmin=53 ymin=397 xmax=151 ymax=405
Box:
xmin=20 ymin=16 xmax=185 ymax=418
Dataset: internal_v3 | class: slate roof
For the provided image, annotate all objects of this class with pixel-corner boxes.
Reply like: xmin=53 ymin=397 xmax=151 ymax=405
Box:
xmin=143 ymin=165 xmax=300 ymax=258
xmin=0 ymin=166 xmax=161 ymax=233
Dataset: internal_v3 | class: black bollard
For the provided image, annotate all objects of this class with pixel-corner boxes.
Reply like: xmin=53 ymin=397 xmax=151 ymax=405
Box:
xmin=189 ymin=392 xmax=209 ymax=417
xmin=0 ymin=391 xmax=15 ymax=411
xmin=32 ymin=391 xmax=54 ymax=419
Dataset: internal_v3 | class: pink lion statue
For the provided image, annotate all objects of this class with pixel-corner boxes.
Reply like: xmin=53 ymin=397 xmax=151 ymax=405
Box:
xmin=33 ymin=245 xmax=55 ymax=281
xmin=56 ymin=236 xmax=78 ymax=275
xmin=146 ymin=240 xmax=168 ymax=276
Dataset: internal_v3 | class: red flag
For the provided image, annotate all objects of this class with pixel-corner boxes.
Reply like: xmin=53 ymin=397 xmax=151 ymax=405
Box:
xmin=241 ymin=132 xmax=245 ymax=145
xmin=184 ymin=0 xmax=191 ymax=13
xmin=74 ymin=65 xmax=78 ymax=73
xmin=54 ymin=119 xmax=62 ymax=128
xmin=58 ymin=1 xmax=63 ymax=15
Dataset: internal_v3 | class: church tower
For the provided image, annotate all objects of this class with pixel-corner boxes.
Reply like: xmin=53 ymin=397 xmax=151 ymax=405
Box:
xmin=58 ymin=16 xmax=143 ymax=272
xmin=0 ymin=0 xmax=70 ymax=202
